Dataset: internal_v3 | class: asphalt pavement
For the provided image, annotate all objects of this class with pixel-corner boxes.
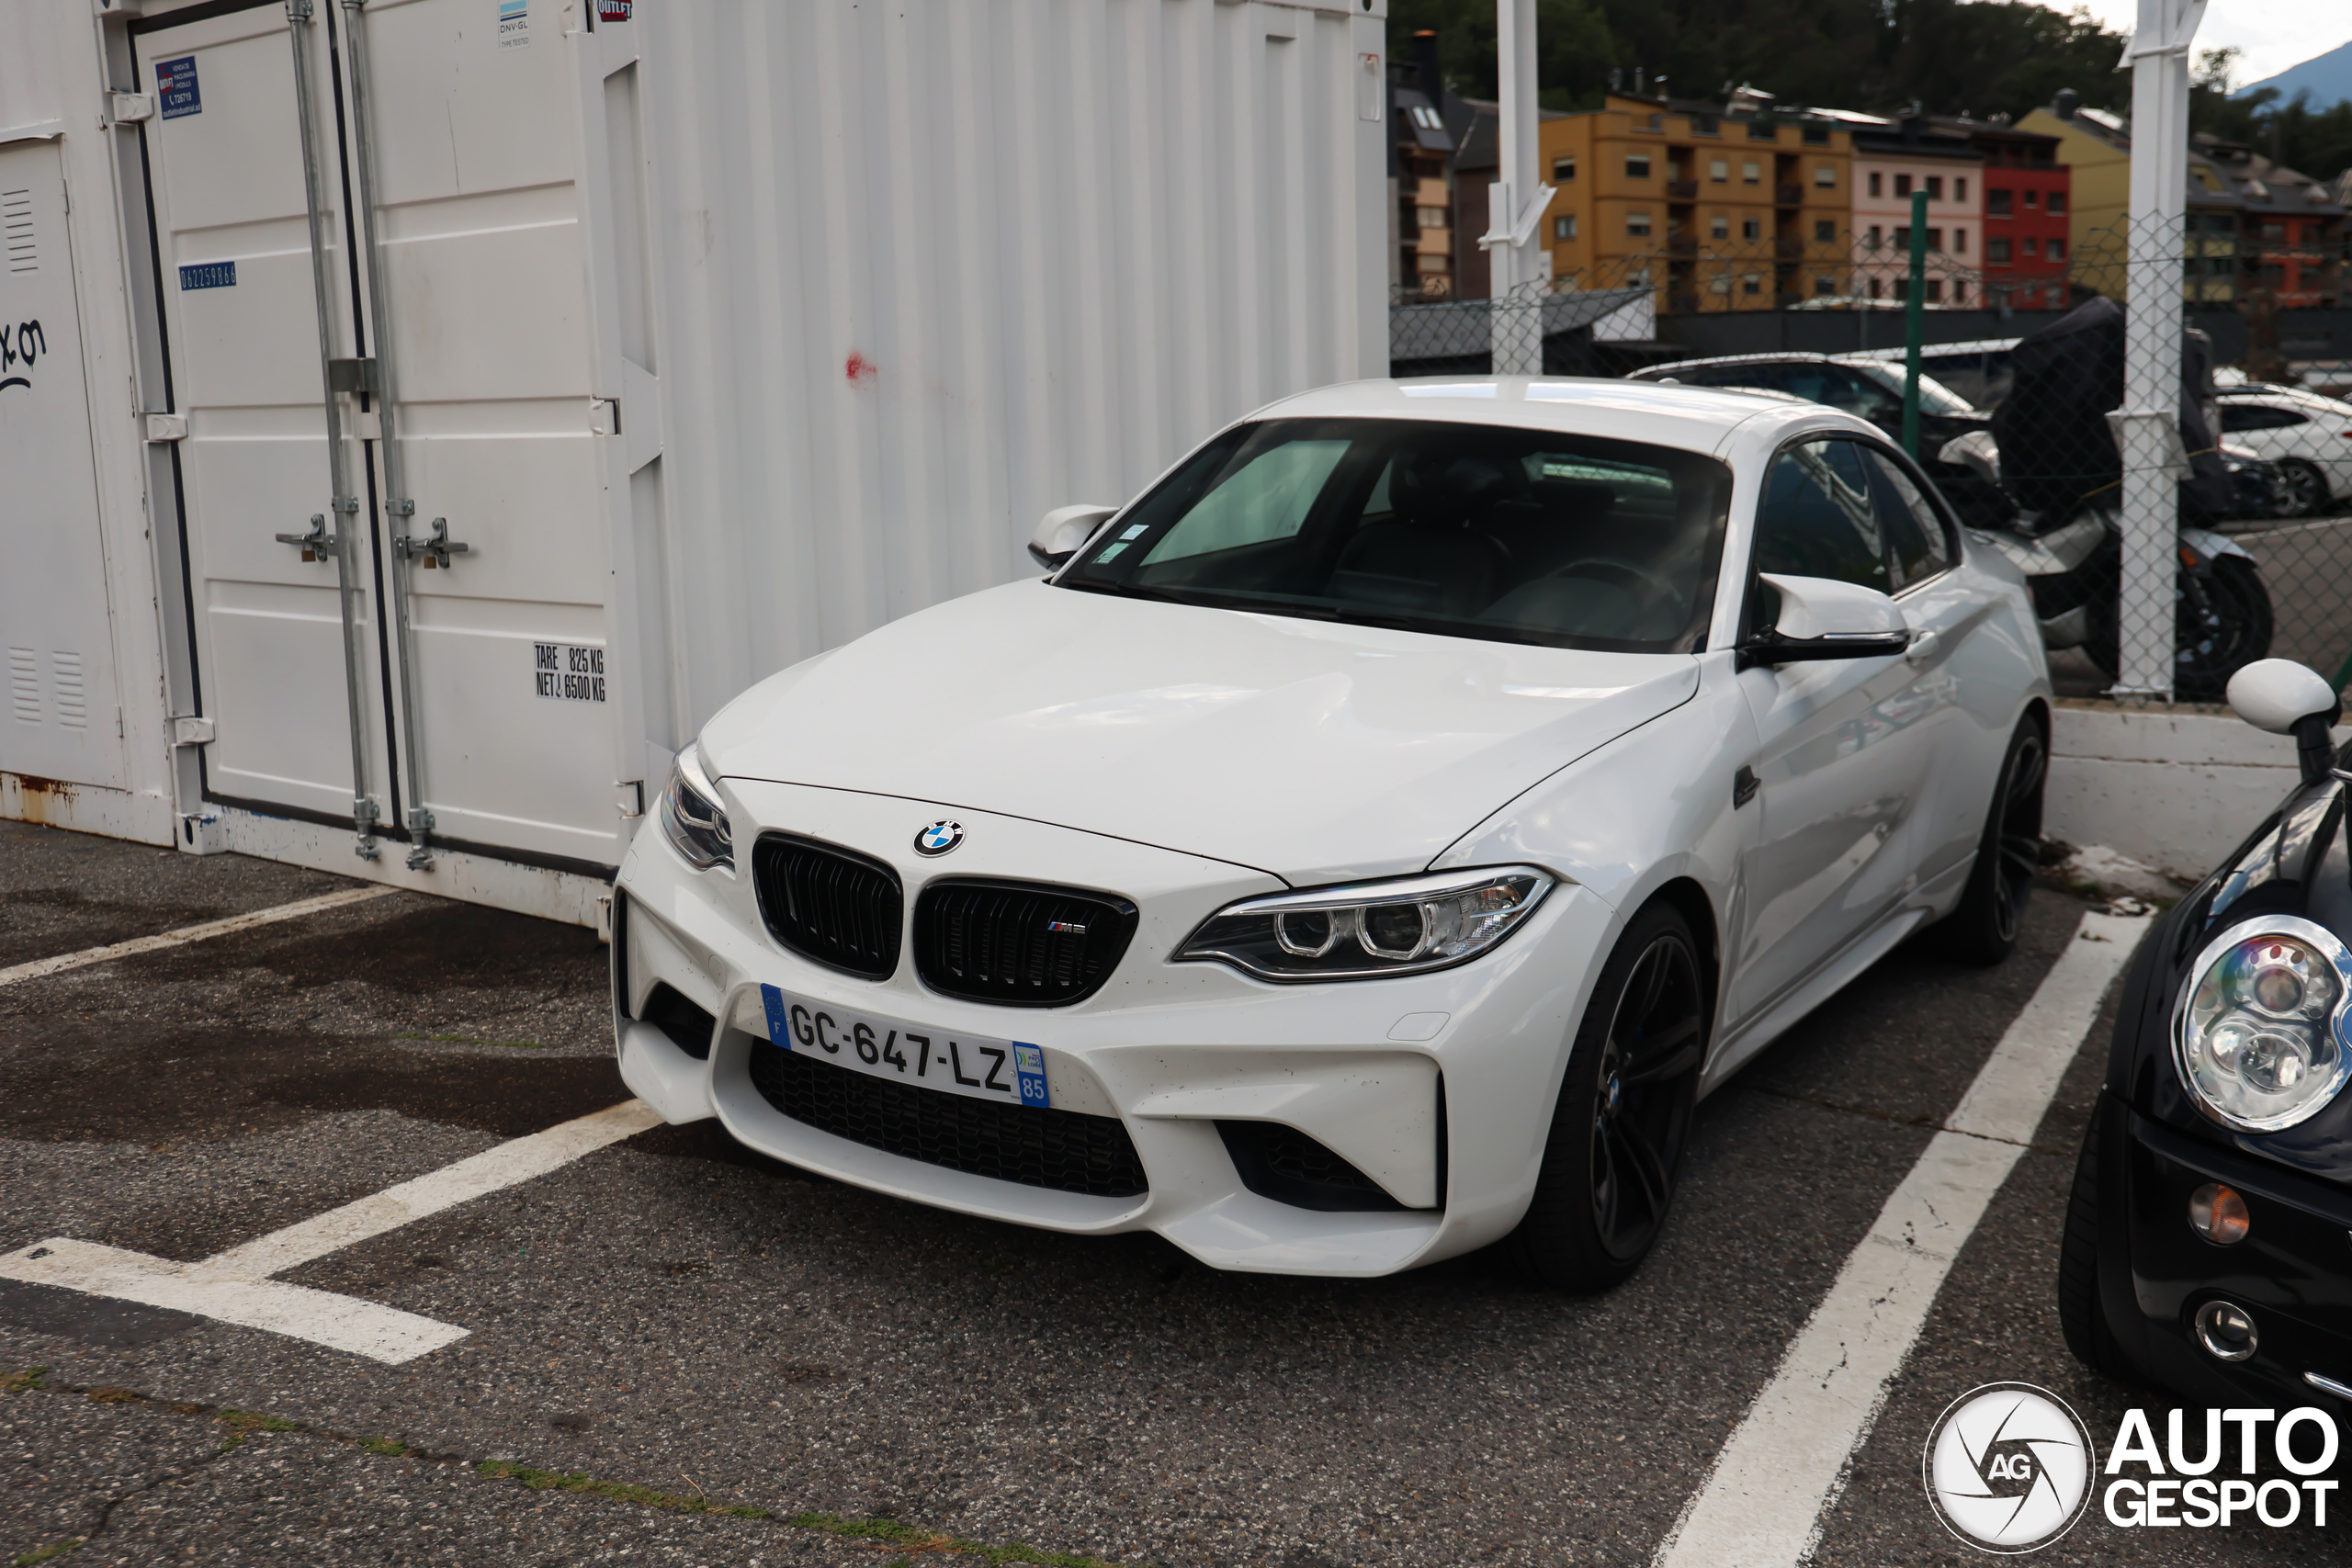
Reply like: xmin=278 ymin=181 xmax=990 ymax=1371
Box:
xmin=1 ymin=816 xmax=2342 ymax=1566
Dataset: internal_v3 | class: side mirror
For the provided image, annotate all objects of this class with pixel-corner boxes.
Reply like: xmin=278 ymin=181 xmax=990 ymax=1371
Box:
xmin=1027 ymin=503 xmax=1119 ymax=571
xmin=1736 ymin=572 xmax=1912 ymax=670
xmin=2227 ymin=659 xmax=2342 ymax=784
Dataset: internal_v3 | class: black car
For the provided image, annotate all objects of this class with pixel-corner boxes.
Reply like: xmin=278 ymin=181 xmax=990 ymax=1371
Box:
xmin=2062 ymin=659 xmax=2352 ymax=1412
xmin=1627 ymin=353 xmax=2008 ymax=525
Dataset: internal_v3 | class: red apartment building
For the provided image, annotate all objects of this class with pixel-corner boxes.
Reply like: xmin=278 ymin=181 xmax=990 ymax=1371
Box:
xmin=1939 ymin=118 xmax=2072 ymax=310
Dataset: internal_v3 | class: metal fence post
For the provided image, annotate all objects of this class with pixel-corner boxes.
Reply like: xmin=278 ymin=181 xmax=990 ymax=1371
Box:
xmin=1903 ymin=189 xmax=1927 ymax=458
xmin=1483 ymin=0 xmax=1549 ymax=375
xmin=2112 ymin=0 xmax=2203 ymax=702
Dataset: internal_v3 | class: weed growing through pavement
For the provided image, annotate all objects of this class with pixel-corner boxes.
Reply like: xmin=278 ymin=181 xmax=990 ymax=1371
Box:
xmin=218 ymin=1409 xmax=298 ymax=1450
xmin=2 ymin=1367 xmax=47 ymax=1394
xmin=476 ymin=1460 xmax=769 ymax=1518
xmin=8 ymin=1540 xmax=82 ymax=1566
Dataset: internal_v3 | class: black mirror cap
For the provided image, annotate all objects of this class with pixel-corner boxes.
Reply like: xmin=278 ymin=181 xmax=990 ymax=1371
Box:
xmin=1735 ymin=628 xmax=1912 ymax=671
xmin=1028 ymin=542 xmax=1076 ymax=571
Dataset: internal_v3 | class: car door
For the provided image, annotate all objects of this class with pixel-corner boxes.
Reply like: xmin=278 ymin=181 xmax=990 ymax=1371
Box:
xmin=1724 ymin=434 xmax=1945 ymax=1030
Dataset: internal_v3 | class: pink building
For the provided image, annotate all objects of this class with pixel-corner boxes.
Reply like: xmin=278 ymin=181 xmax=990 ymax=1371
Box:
xmin=1848 ymin=115 xmax=1985 ymax=307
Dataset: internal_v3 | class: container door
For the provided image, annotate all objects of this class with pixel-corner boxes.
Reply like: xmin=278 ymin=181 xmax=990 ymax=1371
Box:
xmin=0 ymin=140 xmax=127 ymax=793
xmin=345 ymin=0 xmax=619 ymax=872
xmin=132 ymin=6 xmax=393 ymax=829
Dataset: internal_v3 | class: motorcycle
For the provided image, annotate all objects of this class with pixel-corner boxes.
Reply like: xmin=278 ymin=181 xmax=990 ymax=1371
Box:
xmin=1950 ymin=299 xmax=2276 ymax=702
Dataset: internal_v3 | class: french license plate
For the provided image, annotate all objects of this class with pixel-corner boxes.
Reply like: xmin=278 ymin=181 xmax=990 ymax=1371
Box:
xmin=758 ymin=984 xmax=1051 ymax=1109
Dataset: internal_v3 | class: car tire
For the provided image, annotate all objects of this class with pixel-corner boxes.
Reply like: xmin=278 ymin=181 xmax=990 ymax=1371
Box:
xmin=2057 ymin=1108 xmax=2132 ymax=1378
xmin=1506 ymin=901 xmax=1706 ymax=1292
xmin=2276 ymin=457 xmax=2329 ymax=519
xmin=1940 ymin=715 xmax=2045 ymax=966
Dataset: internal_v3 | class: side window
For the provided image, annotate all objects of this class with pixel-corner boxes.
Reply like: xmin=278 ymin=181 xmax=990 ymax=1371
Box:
xmin=1858 ymin=447 xmax=1953 ymax=589
xmin=2218 ymin=404 xmax=2306 ymax=433
xmin=1752 ymin=438 xmax=1888 ymax=599
xmin=1133 ymin=439 xmax=1350 ymax=565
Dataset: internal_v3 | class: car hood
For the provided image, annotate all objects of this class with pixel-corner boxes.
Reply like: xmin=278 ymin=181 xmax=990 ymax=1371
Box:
xmin=700 ymin=580 xmax=1701 ymax=886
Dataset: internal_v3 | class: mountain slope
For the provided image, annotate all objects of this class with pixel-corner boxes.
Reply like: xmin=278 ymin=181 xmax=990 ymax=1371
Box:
xmin=2238 ymin=39 xmax=2352 ymax=110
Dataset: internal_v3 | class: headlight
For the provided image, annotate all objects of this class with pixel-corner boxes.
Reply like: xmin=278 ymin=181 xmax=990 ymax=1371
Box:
xmin=1176 ymin=866 xmax=1554 ymax=982
xmin=2176 ymin=916 xmax=2352 ymax=1132
xmin=659 ymin=744 xmax=734 ymax=873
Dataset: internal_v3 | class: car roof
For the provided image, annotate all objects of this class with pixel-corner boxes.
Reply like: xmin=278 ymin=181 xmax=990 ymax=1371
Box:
xmin=1250 ymin=376 xmax=1872 ymax=459
xmin=1627 ymin=352 xmax=1841 ymax=377
xmin=1843 ymin=337 xmax=2022 ymax=361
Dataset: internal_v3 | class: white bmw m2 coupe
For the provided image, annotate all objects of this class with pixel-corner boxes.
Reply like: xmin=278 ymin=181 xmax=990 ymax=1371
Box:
xmin=611 ymin=378 xmax=2050 ymax=1290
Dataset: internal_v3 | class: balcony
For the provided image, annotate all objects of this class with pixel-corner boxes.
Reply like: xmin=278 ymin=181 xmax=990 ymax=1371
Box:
xmin=1665 ymin=236 xmax=1699 ymax=260
xmin=1774 ymin=183 xmax=1804 ymax=208
xmin=1668 ymin=291 xmax=1702 ymax=314
xmin=1666 ymin=179 xmax=1699 ymax=202
xmin=1774 ymin=237 xmax=1805 ymax=260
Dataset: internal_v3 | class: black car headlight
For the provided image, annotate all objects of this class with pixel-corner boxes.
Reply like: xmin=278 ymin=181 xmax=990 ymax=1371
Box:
xmin=1176 ymin=866 xmax=1553 ymax=982
xmin=2176 ymin=916 xmax=2352 ymax=1132
xmin=658 ymin=744 xmax=734 ymax=874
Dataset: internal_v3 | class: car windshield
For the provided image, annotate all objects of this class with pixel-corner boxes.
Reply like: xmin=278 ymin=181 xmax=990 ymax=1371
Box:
xmin=1057 ymin=418 xmax=1732 ymax=654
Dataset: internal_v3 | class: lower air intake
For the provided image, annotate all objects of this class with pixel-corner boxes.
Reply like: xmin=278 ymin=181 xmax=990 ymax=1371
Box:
xmin=1216 ymin=1120 xmax=1409 ymax=1212
xmin=748 ymin=1041 xmax=1148 ymax=1199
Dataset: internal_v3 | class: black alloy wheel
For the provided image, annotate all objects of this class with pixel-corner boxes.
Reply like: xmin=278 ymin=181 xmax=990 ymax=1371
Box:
xmin=1508 ymin=903 xmax=1706 ymax=1291
xmin=2276 ymin=458 xmax=2329 ymax=520
xmin=1943 ymin=716 xmax=2046 ymax=965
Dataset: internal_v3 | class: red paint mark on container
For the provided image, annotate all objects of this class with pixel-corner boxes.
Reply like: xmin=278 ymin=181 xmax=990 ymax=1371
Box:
xmin=844 ymin=351 xmax=876 ymax=386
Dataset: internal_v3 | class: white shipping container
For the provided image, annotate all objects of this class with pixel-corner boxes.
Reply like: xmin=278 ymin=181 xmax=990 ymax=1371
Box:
xmin=0 ymin=0 xmax=1389 ymax=923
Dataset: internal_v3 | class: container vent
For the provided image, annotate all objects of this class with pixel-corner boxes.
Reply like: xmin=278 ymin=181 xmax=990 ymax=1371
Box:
xmin=2 ymin=190 xmax=32 ymax=273
xmin=7 ymin=648 xmax=39 ymax=725
xmin=51 ymin=652 xmax=85 ymax=729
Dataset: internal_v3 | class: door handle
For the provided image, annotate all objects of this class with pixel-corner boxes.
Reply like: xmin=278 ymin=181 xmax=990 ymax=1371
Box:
xmin=1904 ymin=629 xmax=1939 ymax=665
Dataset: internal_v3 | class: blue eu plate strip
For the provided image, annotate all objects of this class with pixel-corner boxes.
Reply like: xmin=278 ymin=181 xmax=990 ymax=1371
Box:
xmin=760 ymin=983 xmax=792 ymax=1049
xmin=1012 ymin=1043 xmax=1050 ymax=1108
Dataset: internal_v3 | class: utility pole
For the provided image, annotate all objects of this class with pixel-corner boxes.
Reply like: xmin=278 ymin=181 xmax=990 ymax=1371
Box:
xmin=1483 ymin=0 xmax=1552 ymax=375
xmin=2109 ymin=0 xmax=2203 ymax=702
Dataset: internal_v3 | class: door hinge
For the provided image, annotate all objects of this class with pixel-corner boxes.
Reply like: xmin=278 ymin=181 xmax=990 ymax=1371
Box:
xmin=615 ymin=779 xmax=646 ymax=818
xmin=108 ymin=92 xmax=157 ymax=125
xmin=145 ymin=412 xmax=188 ymax=443
xmin=1734 ymin=764 xmax=1759 ymax=809
xmin=173 ymin=716 xmax=216 ymax=747
xmin=589 ymin=398 xmax=620 ymax=436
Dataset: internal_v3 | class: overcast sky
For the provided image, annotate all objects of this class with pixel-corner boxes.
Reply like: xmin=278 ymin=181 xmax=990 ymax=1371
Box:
xmin=2068 ymin=0 xmax=2349 ymax=88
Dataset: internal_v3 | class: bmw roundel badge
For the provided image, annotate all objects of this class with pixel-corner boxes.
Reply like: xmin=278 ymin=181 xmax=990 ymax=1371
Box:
xmin=914 ymin=819 xmax=964 ymax=856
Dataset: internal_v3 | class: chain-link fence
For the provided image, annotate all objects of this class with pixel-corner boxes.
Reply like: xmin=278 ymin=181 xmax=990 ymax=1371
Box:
xmin=1392 ymin=221 xmax=2352 ymax=705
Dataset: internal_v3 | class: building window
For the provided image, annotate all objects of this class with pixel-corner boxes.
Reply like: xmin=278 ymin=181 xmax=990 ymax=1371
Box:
xmin=1743 ymin=274 xmax=1761 ymax=295
xmin=1742 ymin=218 xmax=1760 ymax=240
xmin=1417 ymin=253 xmax=1450 ymax=274
xmin=1408 ymin=105 xmax=1443 ymax=131
xmin=1871 ymin=276 xmax=1885 ymax=299
xmin=1553 ymin=213 xmax=1577 ymax=241
xmin=1626 ymin=267 xmax=1651 ymax=288
xmin=1926 ymin=175 xmax=1943 ymax=200
xmin=1955 ymin=177 xmax=1967 ymax=202
xmin=1988 ymin=188 xmax=2012 ymax=217
xmin=2049 ymin=238 xmax=2064 ymax=261
xmin=2261 ymin=221 xmax=2286 ymax=242
xmin=1815 ymin=164 xmax=1837 ymax=188
xmin=1627 ymin=153 xmax=1652 ymax=178
xmin=1953 ymin=229 xmax=1966 ymax=254
xmin=1626 ymin=210 xmax=1652 ymax=237
xmin=2049 ymin=191 xmax=2066 ymax=215
xmin=1804 ymin=124 xmax=1829 ymax=144
xmin=1742 ymin=160 xmax=1761 ymax=184
xmin=1947 ymin=281 xmax=1963 ymax=305
xmin=1865 ymin=224 xmax=1882 ymax=249
xmin=1868 ymin=171 xmax=1883 ymax=197
xmin=1711 ymin=215 xmax=1730 ymax=239
xmin=1924 ymin=227 xmax=1942 ymax=251
xmin=1710 ymin=158 xmax=1728 ymax=182
xmin=1988 ymin=237 xmax=2012 ymax=263
xmin=1815 ymin=275 xmax=1837 ymax=294
xmin=1894 ymin=173 xmax=1912 ymax=197
xmin=1418 ymin=206 xmax=1448 ymax=229
xmin=2021 ymin=236 xmax=2037 ymax=257
xmin=1553 ymin=156 xmax=1577 ymax=181
xmin=2024 ymin=189 xmax=2040 ymax=209
xmin=1894 ymin=226 xmax=1910 ymax=250
xmin=1814 ymin=219 xmax=1836 ymax=242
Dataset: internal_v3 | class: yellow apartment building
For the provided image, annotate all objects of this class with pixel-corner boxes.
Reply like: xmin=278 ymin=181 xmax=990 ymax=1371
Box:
xmin=1539 ymin=95 xmax=1856 ymax=314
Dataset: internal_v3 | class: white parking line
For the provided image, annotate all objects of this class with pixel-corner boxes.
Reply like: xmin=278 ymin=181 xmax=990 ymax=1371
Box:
xmin=1654 ymin=908 xmax=2148 ymax=1568
xmin=0 ymin=1100 xmax=662 ymax=1363
xmin=0 ymin=885 xmax=399 ymax=988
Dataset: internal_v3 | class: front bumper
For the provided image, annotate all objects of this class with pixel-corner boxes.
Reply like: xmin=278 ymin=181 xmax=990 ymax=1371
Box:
xmin=2107 ymin=1092 xmax=2352 ymax=1410
xmin=612 ymin=778 xmax=1615 ymax=1277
